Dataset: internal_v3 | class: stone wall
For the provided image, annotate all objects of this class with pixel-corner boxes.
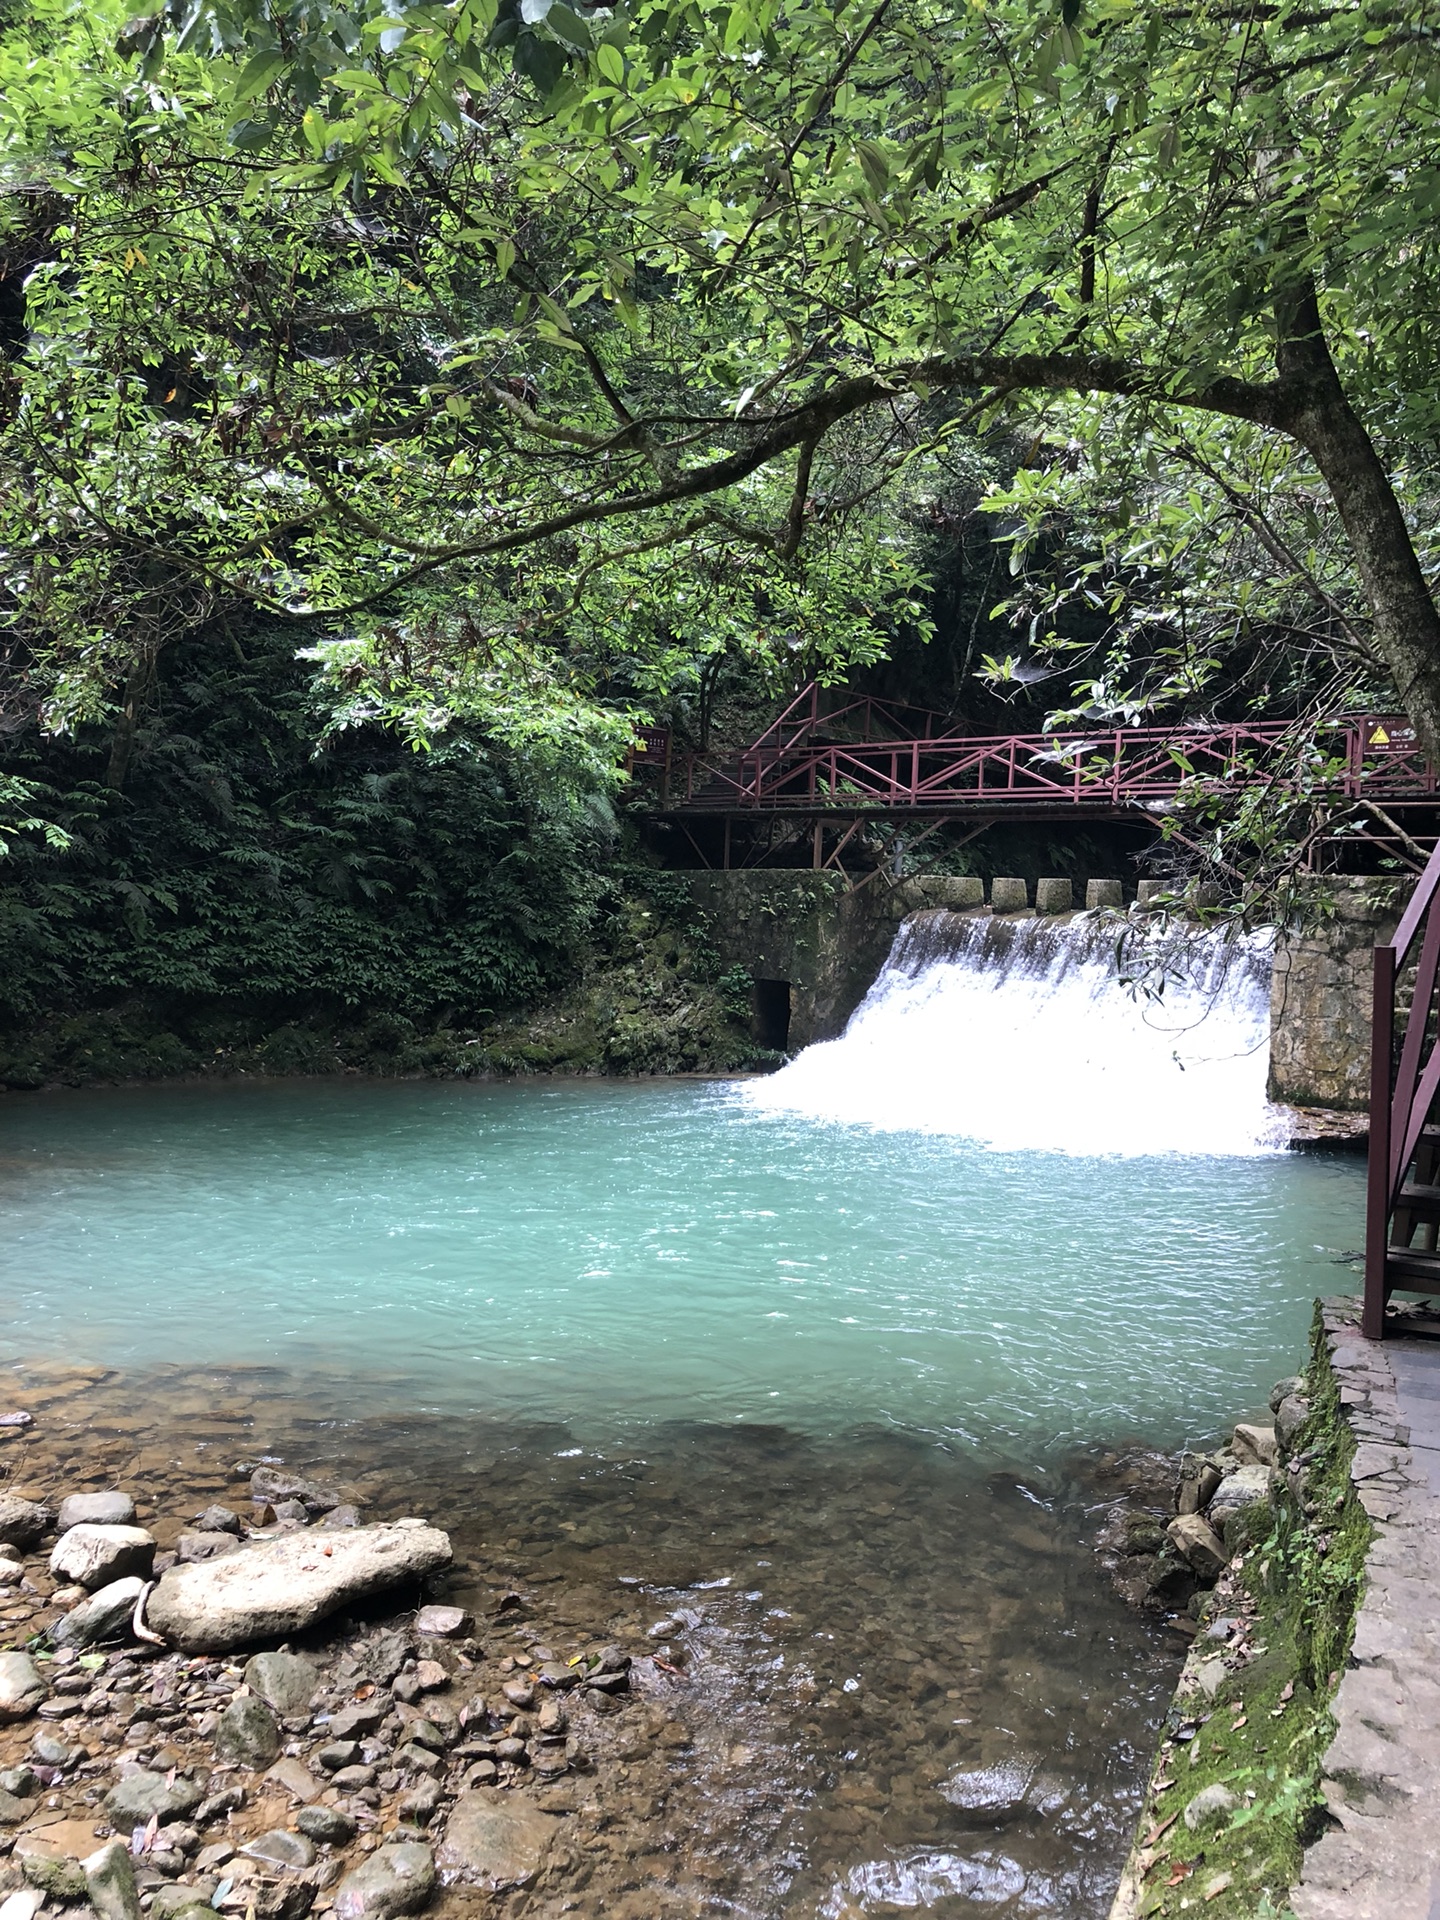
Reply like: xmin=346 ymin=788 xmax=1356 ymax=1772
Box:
xmin=1269 ymin=879 xmax=1411 ymax=1111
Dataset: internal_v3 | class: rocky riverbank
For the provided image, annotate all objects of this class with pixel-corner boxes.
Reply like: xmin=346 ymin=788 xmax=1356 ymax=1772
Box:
xmin=1104 ymin=1312 xmax=1369 ymax=1919
xmin=0 ymin=1456 xmax=674 ymax=1920
xmin=0 ymin=1360 xmax=1183 ymax=1919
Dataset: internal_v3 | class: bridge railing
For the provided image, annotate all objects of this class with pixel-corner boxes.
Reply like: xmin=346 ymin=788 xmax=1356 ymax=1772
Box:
xmin=1366 ymin=838 xmax=1440 ymax=1337
xmin=677 ymin=715 xmax=1432 ymax=812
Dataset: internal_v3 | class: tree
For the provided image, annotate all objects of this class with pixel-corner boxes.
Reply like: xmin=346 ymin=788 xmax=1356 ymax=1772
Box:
xmin=92 ymin=0 xmax=1440 ymax=754
xmin=0 ymin=0 xmax=932 ymax=788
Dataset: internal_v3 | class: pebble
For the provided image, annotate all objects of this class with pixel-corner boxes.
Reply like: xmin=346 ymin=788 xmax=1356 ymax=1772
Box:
xmin=241 ymin=1831 xmax=317 ymax=1872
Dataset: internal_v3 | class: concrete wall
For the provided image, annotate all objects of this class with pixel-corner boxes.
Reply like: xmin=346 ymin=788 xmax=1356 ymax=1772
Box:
xmin=1269 ymin=878 xmax=1410 ymax=1111
xmin=685 ymin=872 xmax=979 ymax=1048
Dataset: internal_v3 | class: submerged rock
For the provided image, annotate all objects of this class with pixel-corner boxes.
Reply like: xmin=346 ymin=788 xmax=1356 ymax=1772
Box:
xmin=250 ymin=1468 xmax=344 ymax=1515
xmin=145 ymin=1522 xmax=452 ymax=1652
xmin=333 ymin=1844 xmax=436 ymax=1920
xmin=436 ymin=1788 xmax=553 ymax=1890
xmin=56 ymin=1491 xmax=136 ymax=1532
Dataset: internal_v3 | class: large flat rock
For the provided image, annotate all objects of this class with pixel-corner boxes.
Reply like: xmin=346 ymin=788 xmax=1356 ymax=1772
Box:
xmin=437 ymin=1788 xmax=554 ymax=1890
xmin=145 ymin=1522 xmax=452 ymax=1653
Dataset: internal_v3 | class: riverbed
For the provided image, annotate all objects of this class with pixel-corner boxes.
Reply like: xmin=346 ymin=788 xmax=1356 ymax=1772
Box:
xmin=0 ymin=1079 xmax=1366 ymax=1915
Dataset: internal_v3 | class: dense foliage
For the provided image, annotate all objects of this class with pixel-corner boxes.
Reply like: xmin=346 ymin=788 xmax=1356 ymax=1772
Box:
xmin=0 ymin=619 xmax=597 ymax=1047
xmin=3 ymin=0 xmax=1440 ymax=1070
xmin=25 ymin=0 xmax=1432 ymax=754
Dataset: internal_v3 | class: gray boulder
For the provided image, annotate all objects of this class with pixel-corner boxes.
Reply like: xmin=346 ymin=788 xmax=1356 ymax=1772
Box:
xmin=1275 ymin=1394 xmax=1311 ymax=1451
xmin=51 ymin=1575 xmax=146 ymax=1650
xmin=436 ymin=1788 xmax=554 ymax=1891
xmin=1209 ymin=1464 xmax=1273 ymax=1547
xmin=0 ymin=1653 xmax=45 ymax=1722
xmin=214 ymin=1694 xmax=281 ymax=1768
xmin=56 ymin=1491 xmax=136 ymax=1533
xmin=83 ymin=1839 xmax=143 ymax=1920
xmin=105 ymin=1767 xmax=204 ymax=1826
xmin=245 ymin=1651 xmax=318 ymax=1716
xmin=145 ymin=1522 xmax=452 ymax=1653
xmin=177 ymin=1531 xmax=239 ymax=1564
xmin=333 ymin=1845 xmax=436 ymax=1920
xmin=195 ymin=1505 xmax=241 ymax=1536
xmin=50 ymin=1524 xmax=154 ymax=1591
xmin=1269 ymin=1375 xmax=1304 ymax=1412
xmin=1165 ymin=1514 xmax=1227 ymax=1579
xmin=0 ymin=1497 xmax=50 ymax=1551
xmin=295 ymin=1806 xmax=356 ymax=1845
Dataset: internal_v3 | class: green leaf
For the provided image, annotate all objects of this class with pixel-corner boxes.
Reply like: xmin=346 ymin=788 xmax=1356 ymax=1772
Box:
xmin=546 ymin=5 xmax=593 ymax=51
xmin=234 ymin=48 xmax=287 ymax=102
xmin=595 ymin=41 xmax=625 ymax=85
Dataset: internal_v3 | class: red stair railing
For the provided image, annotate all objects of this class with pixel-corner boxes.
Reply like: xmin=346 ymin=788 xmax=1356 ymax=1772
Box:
xmin=1365 ymin=839 xmax=1440 ymax=1337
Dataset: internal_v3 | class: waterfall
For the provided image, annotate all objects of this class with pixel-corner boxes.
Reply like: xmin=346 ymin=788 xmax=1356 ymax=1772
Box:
xmin=741 ymin=910 xmax=1288 ymax=1157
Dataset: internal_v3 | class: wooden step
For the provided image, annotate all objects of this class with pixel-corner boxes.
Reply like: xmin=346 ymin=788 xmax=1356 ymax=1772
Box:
xmin=1397 ymin=1185 xmax=1440 ymax=1219
xmin=1386 ymin=1247 xmax=1440 ymax=1291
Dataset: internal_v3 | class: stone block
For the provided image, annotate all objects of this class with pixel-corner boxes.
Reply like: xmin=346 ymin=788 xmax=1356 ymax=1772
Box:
xmin=989 ymin=877 xmax=1028 ymax=913
xmin=1136 ymin=878 xmax=1177 ymax=910
xmin=1034 ymin=877 xmax=1072 ymax=914
xmin=927 ymin=875 xmax=985 ymax=910
xmin=1166 ymin=1514 xmax=1227 ymax=1578
xmin=1085 ymin=879 xmax=1123 ymax=911
xmin=1233 ymin=1422 xmax=1279 ymax=1466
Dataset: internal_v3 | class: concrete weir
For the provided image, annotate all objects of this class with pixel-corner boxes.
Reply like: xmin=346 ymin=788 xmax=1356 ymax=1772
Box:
xmin=688 ymin=869 xmax=1405 ymax=1131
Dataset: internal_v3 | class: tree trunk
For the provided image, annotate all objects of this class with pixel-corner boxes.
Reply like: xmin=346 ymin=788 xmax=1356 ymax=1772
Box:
xmin=1273 ymin=287 xmax=1440 ymax=762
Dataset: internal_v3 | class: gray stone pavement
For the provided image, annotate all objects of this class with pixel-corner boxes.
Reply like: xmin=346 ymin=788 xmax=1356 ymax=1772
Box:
xmin=1291 ymin=1301 xmax=1440 ymax=1920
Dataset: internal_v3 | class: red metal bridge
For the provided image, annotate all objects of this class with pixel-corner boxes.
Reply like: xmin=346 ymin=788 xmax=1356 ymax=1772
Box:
xmin=646 ymin=684 xmax=1436 ymax=819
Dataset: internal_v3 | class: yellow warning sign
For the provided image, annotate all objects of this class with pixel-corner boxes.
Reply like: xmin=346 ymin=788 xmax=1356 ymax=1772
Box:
xmin=1370 ymin=726 xmax=1391 ymax=746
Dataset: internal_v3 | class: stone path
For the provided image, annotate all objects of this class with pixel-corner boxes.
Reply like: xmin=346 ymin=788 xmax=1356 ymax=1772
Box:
xmin=1292 ymin=1301 xmax=1440 ymax=1920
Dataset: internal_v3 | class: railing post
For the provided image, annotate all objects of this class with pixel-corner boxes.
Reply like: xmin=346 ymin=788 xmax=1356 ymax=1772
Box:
xmin=1365 ymin=942 xmax=1397 ymax=1339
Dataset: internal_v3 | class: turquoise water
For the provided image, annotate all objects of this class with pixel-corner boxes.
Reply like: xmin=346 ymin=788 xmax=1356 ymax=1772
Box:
xmin=0 ymin=1077 xmax=1363 ymax=1455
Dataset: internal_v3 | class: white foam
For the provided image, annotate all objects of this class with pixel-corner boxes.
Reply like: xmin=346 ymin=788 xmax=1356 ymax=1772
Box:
xmin=741 ymin=911 xmax=1288 ymax=1157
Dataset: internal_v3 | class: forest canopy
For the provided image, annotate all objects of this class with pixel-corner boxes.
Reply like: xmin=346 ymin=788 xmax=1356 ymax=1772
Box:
xmin=2 ymin=0 xmax=1438 ymax=784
